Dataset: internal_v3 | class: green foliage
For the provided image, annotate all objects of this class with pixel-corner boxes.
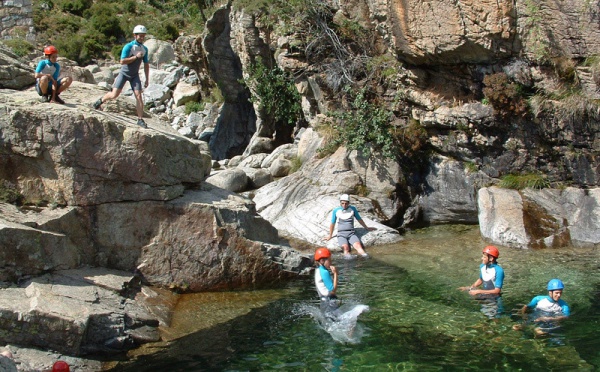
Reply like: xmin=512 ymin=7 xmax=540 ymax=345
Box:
xmin=246 ymin=58 xmax=302 ymax=126
xmin=58 ymin=0 xmax=92 ymax=16
xmin=523 ymin=0 xmax=551 ymax=62
xmin=499 ymin=173 xmax=550 ymax=190
xmin=185 ymin=101 xmax=205 ymax=114
xmin=111 ymin=44 xmax=123 ymax=61
xmin=54 ymin=31 xmax=105 ymax=65
xmin=0 ymin=180 xmax=24 ymax=206
xmin=464 ymin=161 xmax=478 ymax=174
xmin=326 ymin=88 xmax=396 ymax=158
xmin=482 ymin=73 xmax=528 ymax=117
xmin=356 ymin=184 xmax=369 ymax=197
xmin=152 ymin=21 xmax=181 ymax=42
xmin=289 ymin=156 xmax=303 ymax=173
xmin=86 ymin=3 xmax=124 ymax=40
xmin=208 ymin=85 xmax=224 ymax=104
xmin=1 ymin=39 xmax=34 ymax=58
xmin=32 ymin=0 xmax=214 ymax=66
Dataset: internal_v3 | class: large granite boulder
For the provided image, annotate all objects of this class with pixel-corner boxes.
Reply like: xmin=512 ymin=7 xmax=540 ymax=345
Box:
xmin=0 ymin=44 xmax=35 ymax=89
xmin=419 ymin=156 xmax=492 ymax=224
xmin=0 ymin=268 xmax=159 ymax=356
xmin=95 ymin=186 xmax=311 ymax=291
xmin=0 ymin=83 xmax=212 ymax=206
xmin=253 ymin=143 xmax=403 ymax=249
xmin=478 ymin=186 xmax=600 ymax=248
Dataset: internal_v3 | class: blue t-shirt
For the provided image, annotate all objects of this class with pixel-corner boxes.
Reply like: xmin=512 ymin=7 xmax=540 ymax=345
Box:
xmin=35 ymin=59 xmax=60 ymax=81
xmin=526 ymin=295 xmax=570 ymax=316
xmin=330 ymin=205 xmax=362 ymax=232
xmin=120 ymin=40 xmax=149 ymax=77
xmin=479 ymin=263 xmax=504 ymax=290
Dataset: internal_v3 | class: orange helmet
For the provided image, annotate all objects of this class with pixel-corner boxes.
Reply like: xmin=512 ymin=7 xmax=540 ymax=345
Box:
xmin=314 ymin=247 xmax=331 ymax=261
xmin=52 ymin=361 xmax=70 ymax=372
xmin=44 ymin=45 xmax=58 ymax=55
xmin=483 ymin=245 xmax=499 ymax=258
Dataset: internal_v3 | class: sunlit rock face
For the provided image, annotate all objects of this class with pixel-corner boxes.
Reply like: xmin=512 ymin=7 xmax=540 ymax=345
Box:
xmin=478 ymin=186 xmax=600 ymax=249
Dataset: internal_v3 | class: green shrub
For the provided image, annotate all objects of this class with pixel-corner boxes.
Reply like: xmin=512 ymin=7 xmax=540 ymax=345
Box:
xmin=58 ymin=0 xmax=92 ymax=16
xmin=152 ymin=21 xmax=180 ymax=42
xmin=2 ymin=39 xmax=34 ymax=58
xmin=111 ymin=44 xmax=123 ymax=61
xmin=246 ymin=58 xmax=302 ymax=126
xmin=499 ymin=173 xmax=550 ymax=190
xmin=328 ymin=87 xmax=395 ymax=158
xmin=289 ymin=156 xmax=303 ymax=173
xmin=86 ymin=3 xmax=124 ymax=40
xmin=185 ymin=101 xmax=205 ymax=114
xmin=54 ymin=30 xmax=105 ymax=65
xmin=464 ymin=161 xmax=478 ymax=174
xmin=0 ymin=180 xmax=24 ymax=205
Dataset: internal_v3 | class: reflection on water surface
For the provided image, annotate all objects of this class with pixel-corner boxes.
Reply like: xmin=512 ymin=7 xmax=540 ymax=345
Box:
xmin=110 ymin=225 xmax=600 ymax=371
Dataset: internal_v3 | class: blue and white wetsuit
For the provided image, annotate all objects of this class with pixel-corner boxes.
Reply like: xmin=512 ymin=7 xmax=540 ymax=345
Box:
xmin=526 ymin=295 xmax=570 ymax=316
xmin=479 ymin=263 xmax=504 ymax=291
xmin=331 ymin=205 xmax=363 ymax=247
xmin=476 ymin=262 xmax=504 ymax=318
xmin=315 ymin=265 xmax=334 ymax=298
xmin=315 ymin=265 xmax=339 ymax=315
xmin=35 ymin=59 xmax=61 ymax=95
xmin=113 ymin=40 xmax=149 ymax=91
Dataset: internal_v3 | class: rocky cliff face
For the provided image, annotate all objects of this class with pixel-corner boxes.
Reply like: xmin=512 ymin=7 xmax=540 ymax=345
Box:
xmin=203 ymin=0 xmax=599 ymax=233
xmin=0 ymin=84 xmax=311 ymax=289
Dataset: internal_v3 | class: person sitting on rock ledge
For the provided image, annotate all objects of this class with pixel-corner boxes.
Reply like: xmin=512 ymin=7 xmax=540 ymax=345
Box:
xmin=34 ymin=45 xmax=72 ymax=104
xmin=93 ymin=25 xmax=150 ymax=129
xmin=324 ymin=194 xmax=376 ymax=259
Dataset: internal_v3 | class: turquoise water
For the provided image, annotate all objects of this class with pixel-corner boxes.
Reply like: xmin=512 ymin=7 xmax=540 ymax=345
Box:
xmin=110 ymin=225 xmax=600 ymax=371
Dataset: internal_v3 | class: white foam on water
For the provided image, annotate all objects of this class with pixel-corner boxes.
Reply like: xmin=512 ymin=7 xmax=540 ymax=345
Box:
xmin=296 ymin=302 xmax=370 ymax=344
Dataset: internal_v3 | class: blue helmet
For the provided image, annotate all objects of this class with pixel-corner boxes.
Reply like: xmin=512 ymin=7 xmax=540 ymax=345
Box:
xmin=547 ymin=279 xmax=565 ymax=291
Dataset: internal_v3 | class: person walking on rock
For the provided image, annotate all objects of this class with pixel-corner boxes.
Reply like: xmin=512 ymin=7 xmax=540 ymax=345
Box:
xmin=324 ymin=194 xmax=376 ymax=259
xmin=34 ymin=45 xmax=72 ymax=104
xmin=93 ymin=25 xmax=150 ymax=128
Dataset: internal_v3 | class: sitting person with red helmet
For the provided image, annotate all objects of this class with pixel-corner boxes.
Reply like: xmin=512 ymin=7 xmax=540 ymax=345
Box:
xmin=458 ymin=245 xmax=505 ymax=318
xmin=34 ymin=45 xmax=72 ymax=104
xmin=314 ymin=247 xmax=341 ymax=317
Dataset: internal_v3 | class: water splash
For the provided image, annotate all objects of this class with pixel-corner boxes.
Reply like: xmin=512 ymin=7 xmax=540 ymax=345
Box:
xmin=295 ymin=302 xmax=370 ymax=344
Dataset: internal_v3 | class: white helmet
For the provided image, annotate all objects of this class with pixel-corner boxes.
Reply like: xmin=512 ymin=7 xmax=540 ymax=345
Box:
xmin=340 ymin=194 xmax=350 ymax=202
xmin=133 ymin=25 xmax=147 ymax=34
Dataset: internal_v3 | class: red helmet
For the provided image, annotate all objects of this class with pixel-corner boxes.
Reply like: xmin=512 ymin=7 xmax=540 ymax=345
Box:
xmin=314 ymin=247 xmax=331 ymax=261
xmin=483 ymin=245 xmax=499 ymax=258
xmin=52 ymin=361 xmax=70 ymax=372
xmin=44 ymin=45 xmax=58 ymax=55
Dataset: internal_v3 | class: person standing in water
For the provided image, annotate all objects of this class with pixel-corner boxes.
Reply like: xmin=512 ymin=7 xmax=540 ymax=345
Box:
xmin=93 ymin=25 xmax=150 ymax=128
xmin=324 ymin=194 xmax=376 ymax=258
xmin=514 ymin=278 xmax=570 ymax=335
xmin=458 ymin=245 xmax=505 ymax=318
xmin=314 ymin=247 xmax=341 ymax=317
